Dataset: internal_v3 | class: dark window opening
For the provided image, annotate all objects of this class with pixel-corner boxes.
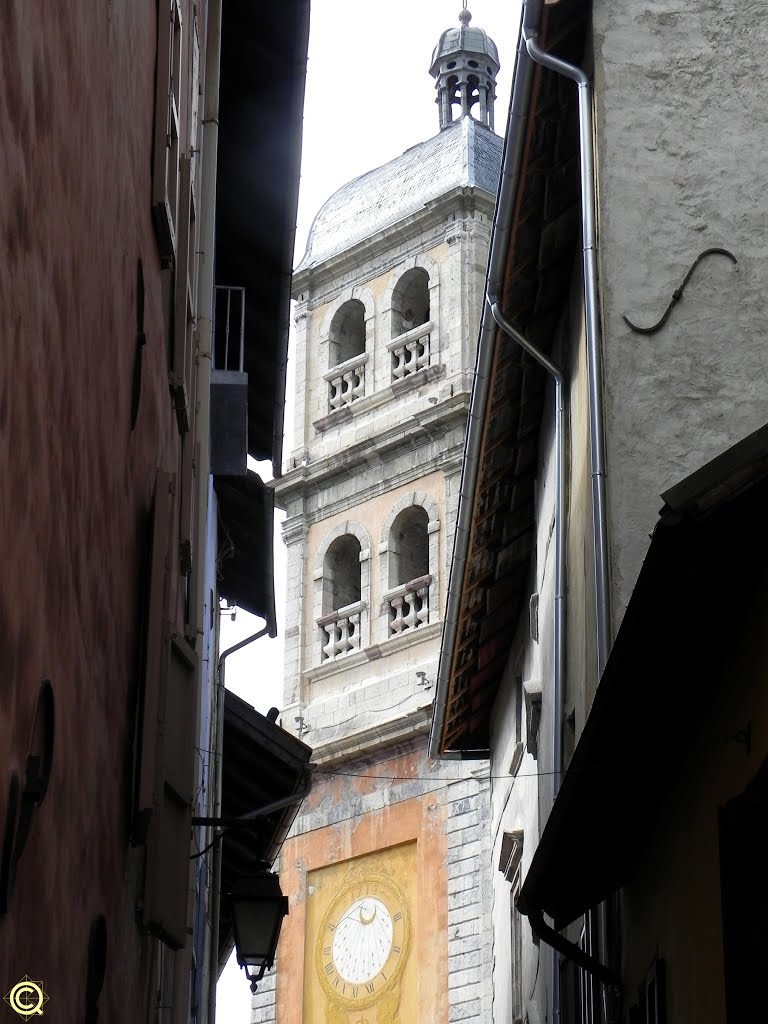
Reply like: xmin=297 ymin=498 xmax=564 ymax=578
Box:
xmin=329 ymin=299 xmax=366 ymax=368
xmin=467 ymin=74 xmax=480 ymax=116
xmin=389 ymin=506 xmax=429 ymax=587
xmin=391 ymin=268 xmax=430 ymax=339
xmin=323 ymin=535 xmax=362 ymax=614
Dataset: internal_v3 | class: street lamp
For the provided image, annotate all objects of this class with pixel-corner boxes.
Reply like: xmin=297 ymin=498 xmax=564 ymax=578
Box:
xmin=229 ymin=872 xmax=289 ymax=992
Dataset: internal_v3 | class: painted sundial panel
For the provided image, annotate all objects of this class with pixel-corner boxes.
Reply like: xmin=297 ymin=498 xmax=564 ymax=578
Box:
xmin=303 ymin=842 xmax=417 ymax=1024
xmin=331 ymin=896 xmax=393 ymax=983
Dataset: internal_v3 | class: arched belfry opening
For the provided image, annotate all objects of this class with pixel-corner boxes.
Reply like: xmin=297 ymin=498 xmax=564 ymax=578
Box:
xmin=391 ymin=268 xmax=430 ymax=339
xmin=388 ymin=506 xmax=430 ymax=588
xmin=429 ymin=8 xmax=500 ymax=131
xmin=329 ymin=299 xmax=366 ymax=368
xmin=322 ymin=534 xmax=361 ymax=614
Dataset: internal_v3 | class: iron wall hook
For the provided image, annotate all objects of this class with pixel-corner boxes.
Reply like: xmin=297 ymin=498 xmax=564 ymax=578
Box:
xmin=622 ymin=247 xmax=738 ymax=335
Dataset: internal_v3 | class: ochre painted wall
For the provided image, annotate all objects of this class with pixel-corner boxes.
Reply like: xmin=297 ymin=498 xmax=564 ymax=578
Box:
xmin=276 ymin=747 xmax=449 ymax=1024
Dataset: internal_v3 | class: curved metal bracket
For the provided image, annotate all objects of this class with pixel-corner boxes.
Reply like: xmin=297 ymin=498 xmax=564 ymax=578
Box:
xmin=622 ymin=247 xmax=738 ymax=335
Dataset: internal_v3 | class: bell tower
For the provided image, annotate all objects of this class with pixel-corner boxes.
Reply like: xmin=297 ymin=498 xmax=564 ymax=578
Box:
xmin=267 ymin=13 xmax=503 ymax=1024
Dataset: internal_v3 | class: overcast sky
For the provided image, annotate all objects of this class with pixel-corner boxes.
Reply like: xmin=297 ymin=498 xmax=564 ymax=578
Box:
xmin=216 ymin=1 xmax=522 ymax=1016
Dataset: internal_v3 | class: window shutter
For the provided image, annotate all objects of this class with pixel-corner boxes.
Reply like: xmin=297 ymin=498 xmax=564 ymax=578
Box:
xmin=143 ymin=635 xmax=197 ymax=950
xmin=138 ymin=472 xmax=199 ymax=950
xmin=152 ymin=0 xmax=183 ymax=264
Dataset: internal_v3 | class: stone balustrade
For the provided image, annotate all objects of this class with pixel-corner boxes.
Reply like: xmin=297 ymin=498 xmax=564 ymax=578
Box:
xmin=323 ymin=352 xmax=368 ymax=412
xmin=387 ymin=321 xmax=433 ymax=382
xmin=382 ymin=575 xmax=433 ymax=637
xmin=317 ymin=601 xmax=365 ymax=662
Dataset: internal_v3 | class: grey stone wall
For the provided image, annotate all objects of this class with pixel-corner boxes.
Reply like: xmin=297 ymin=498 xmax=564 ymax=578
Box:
xmin=445 ymin=768 xmax=494 ymax=1023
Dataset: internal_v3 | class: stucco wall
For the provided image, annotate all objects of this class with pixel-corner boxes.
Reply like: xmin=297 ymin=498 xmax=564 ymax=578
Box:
xmin=593 ymin=0 xmax=768 ymax=622
xmin=0 ymin=0 xmax=188 ymax=1017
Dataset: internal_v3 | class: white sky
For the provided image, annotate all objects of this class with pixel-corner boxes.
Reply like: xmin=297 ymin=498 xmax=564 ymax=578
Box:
xmin=216 ymin=1 xmax=521 ymax=1017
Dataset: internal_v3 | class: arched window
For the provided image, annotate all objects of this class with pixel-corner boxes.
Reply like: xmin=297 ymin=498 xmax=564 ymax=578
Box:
xmin=329 ymin=299 xmax=366 ymax=368
xmin=389 ymin=268 xmax=432 ymax=382
xmin=467 ymin=74 xmax=480 ymax=117
xmin=326 ymin=299 xmax=368 ymax=411
xmin=322 ymin=535 xmax=361 ymax=614
xmin=388 ymin=506 xmax=429 ymax=588
xmin=390 ymin=268 xmax=430 ymax=339
xmin=380 ymin=495 xmax=439 ymax=640
xmin=314 ymin=525 xmax=370 ymax=664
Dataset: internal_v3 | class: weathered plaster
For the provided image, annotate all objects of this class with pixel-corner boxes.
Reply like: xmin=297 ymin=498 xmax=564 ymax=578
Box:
xmin=593 ymin=0 xmax=768 ymax=621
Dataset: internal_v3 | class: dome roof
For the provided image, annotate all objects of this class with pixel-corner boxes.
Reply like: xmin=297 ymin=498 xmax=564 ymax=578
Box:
xmin=296 ymin=118 xmax=503 ymax=272
xmin=430 ymin=10 xmax=499 ymax=73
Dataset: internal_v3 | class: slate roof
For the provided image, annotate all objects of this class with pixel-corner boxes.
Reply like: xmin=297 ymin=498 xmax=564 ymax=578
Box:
xmin=430 ymin=21 xmax=499 ymax=71
xmin=296 ymin=116 xmax=503 ymax=271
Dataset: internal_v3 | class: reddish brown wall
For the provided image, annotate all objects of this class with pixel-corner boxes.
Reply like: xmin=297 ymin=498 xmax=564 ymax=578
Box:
xmin=0 ymin=0 xmax=186 ymax=1016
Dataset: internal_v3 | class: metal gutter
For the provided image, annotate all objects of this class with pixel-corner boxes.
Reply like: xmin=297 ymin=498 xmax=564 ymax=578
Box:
xmin=522 ymin=34 xmax=614 ymax=1010
xmin=489 ymin=303 xmax=565 ymax=800
xmin=429 ymin=0 xmax=544 ymax=761
xmin=524 ymin=32 xmax=611 ymax=678
xmin=194 ymin=2 xmax=222 ymax=1019
xmin=207 ymin=622 xmax=268 ymax=1017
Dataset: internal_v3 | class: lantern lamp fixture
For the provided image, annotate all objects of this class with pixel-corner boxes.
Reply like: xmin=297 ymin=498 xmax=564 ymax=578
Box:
xmin=229 ymin=871 xmax=289 ymax=993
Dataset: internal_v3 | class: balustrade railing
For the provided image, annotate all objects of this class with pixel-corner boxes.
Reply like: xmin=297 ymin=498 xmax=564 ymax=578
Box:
xmin=387 ymin=321 xmax=433 ymax=382
xmin=317 ymin=601 xmax=364 ymax=663
xmin=323 ymin=353 xmax=368 ymax=412
xmin=383 ymin=575 xmax=432 ymax=637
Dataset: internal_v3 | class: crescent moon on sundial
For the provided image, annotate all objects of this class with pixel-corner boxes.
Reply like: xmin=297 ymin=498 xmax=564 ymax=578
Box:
xmin=359 ymin=905 xmax=377 ymax=925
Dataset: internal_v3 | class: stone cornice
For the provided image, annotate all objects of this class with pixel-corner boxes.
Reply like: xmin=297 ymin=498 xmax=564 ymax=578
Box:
xmin=279 ymin=441 xmax=465 ymax=542
xmin=292 ymin=185 xmax=496 ymax=305
xmin=274 ymin=396 xmax=469 ymax=513
xmin=306 ymin=704 xmax=433 ymax=767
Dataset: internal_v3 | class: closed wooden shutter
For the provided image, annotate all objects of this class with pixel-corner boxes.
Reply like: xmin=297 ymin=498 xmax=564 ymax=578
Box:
xmin=138 ymin=472 xmax=199 ymax=950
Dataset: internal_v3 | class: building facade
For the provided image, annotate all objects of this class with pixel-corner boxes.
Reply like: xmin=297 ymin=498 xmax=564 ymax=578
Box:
xmin=268 ymin=14 xmax=504 ymax=1024
xmin=0 ymin=2 xmax=310 ymax=1021
xmin=431 ymin=1 xmax=768 ymax=1023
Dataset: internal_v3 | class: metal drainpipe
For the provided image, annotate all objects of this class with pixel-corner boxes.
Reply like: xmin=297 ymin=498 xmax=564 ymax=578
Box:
xmin=523 ymin=33 xmax=616 ymax=1019
xmin=524 ymin=31 xmax=611 ymax=680
xmin=193 ymin=0 xmax=221 ymax=643
xmin=207 ymin=626 xmax=269 ymax=1024
xmin=489 ymin=303 xmax=566 ymax=801
xmin=198 ymin=5 xmax=222 ymax=1019
xmin=489 ymin=302 xmax=567 ymax=1024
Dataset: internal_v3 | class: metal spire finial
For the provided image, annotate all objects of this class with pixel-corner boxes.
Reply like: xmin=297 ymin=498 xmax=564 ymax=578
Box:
xmin=458 ymin=7 xmax=472 ymax=27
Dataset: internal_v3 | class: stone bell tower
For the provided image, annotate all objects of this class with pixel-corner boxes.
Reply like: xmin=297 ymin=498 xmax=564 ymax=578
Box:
xmin=264 ymin=12 xmax=503 ymax=1024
